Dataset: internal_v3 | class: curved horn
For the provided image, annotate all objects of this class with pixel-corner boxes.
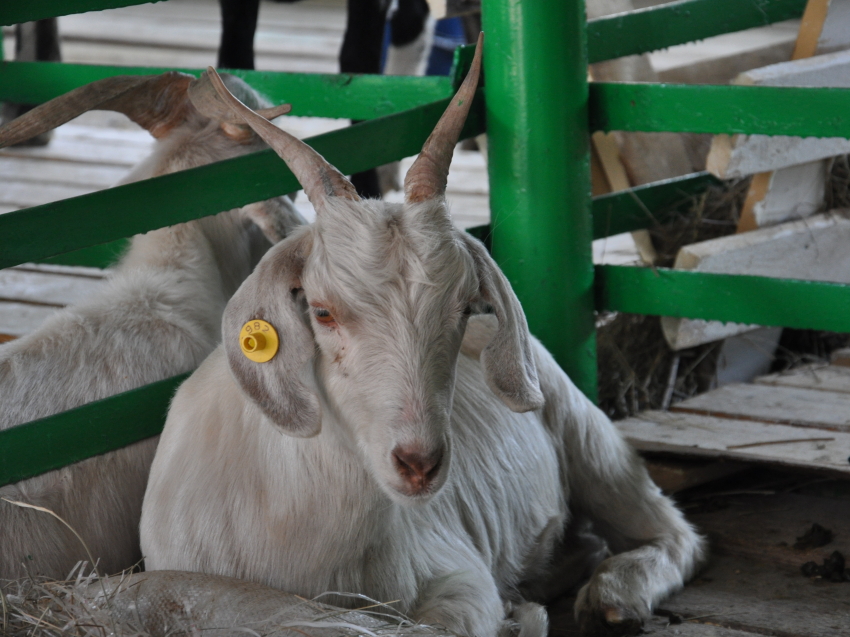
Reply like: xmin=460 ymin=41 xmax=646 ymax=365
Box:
xmin=187 ymin=72 xmax=293 ymax=125
xmin=405 ymin=32 xmax=483 ymax=203
xmin=0 ymin=72 xmax=194 ymax=148
xmin=203 ymin=67 xmax=360 ymax=208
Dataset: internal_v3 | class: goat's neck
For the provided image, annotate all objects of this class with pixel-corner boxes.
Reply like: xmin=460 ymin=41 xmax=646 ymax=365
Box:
xmin=115 ymin=123 xmax=269 ymax=298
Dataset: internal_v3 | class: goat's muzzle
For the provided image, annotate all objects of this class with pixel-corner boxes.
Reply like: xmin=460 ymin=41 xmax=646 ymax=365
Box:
xmin=391 ymin=445 xmax=444 ymax=496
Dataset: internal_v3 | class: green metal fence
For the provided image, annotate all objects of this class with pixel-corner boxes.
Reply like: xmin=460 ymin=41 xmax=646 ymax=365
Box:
xmin=4 ymin=0 xmax=850 ymax=487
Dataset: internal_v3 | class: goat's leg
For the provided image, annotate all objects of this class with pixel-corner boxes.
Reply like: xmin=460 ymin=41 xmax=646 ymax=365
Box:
xmin=217 ymin=0 xmax=260 ymax=70
xmin=414 ymin=550 xmax=527 ymax=637
xmin=554 ymin=381 xmax=706 ymax=636
xmin=383 ymin=0 xmax=432 ymax=77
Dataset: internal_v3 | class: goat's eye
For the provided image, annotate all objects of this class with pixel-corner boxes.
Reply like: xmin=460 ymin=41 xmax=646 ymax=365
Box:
xmin=313 ymin=307 xmax=336 ymax=325
xmin=462 ymin=305 xmax=473 ymax=316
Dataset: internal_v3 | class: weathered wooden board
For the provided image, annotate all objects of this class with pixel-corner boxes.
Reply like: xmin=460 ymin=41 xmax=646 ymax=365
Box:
xmin=59 ymin=14 xmax=340 ymax=59
xmin=815 ymin=0 xmax=850 ymax=54
xmin=616 ymin=410 xmax=850 ymax=474
xmin=0 ymin=157 xmax=125 ymax=190
xmin=1 ymin=131 xmax=152 ymax=166
xmin=0 ymin=267 xmax=105 ymax=307
xmin=744 ymin=158 xmax=830 ymax=228
xmin=0 ymin=181 xmax=96 ymax=210
xmin=708 ymin=50 xmax=850 ymax=179
xmin=756 ymin=363 xmax=850 ymax=394
xmin=671 ymin=382 xmax=850 ymax=431
xmin=649 ymin=20 xmax=799 ymax=85
xmin=0 ymin=301 xmax=66 ymax=339
xmin=645 ymin=457 xmax=748 ymax=494
xmin=588 ymin=6 xmax=699 ymax=187
xmin=0 ymin=265 xmax=107 ymax=338
xmin=663 ymin=210 xmax=850 ymax=349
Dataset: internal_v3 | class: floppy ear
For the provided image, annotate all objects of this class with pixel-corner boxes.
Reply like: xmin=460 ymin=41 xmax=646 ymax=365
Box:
xmin=241 ymin=196 xmax=306 ymax=244
xmin=223 ymin=232 xmax=322 ymax=437
xmin=459 ymin=233 xmax=545 ymax=413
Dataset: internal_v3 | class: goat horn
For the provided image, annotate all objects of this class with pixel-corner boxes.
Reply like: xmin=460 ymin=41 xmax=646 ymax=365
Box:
xmin=0 ymin=72 xmax=194 ymax=148
xmin=203 ymin=67 xmax=360 ymax=206
xmin=187 ymin=72 xmax=293 ymax=125
xmin=404 ymin=32 xmax=483 ymax=204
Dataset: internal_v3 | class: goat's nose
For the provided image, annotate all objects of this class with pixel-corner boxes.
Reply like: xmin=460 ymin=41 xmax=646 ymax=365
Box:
xmin=392 ymin=445 xmax=443 ymax=494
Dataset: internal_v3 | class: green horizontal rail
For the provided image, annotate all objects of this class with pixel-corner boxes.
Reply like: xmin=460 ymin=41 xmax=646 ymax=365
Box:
xmin=0 ymin=94 xmax=484 ymax=269
xmin=0 ymin=0 xmax=161 ymax=26
xmin=591 ymin=83 xmax=850 ymax=137
xmin=596 ymin=265 xmax=850 ymax=333
xmin=587 ymin=0 xmax=806 ymax=64
xmin=0 ymin=62 xmax=455 ymax=121
xmin=591 ymin=172 xmax=719 ymax=239
xmin=38 ymin=239 xmax=128 ymax=268
xmin=0 ymin=373 xmax=189 ymax=488
xmin=467 ymin=171 xmax=720 ymax=247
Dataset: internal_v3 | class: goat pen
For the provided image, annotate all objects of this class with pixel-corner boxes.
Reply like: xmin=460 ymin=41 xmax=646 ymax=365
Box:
xmin=2 ymin=0 xmax=850 ymax=629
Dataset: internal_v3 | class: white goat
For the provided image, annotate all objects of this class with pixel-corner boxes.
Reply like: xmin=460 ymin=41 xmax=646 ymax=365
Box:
xmin=141 ymin=38 xmax=704 ymax=637
xmin=0 ymin=72 xmax=304 ymax=580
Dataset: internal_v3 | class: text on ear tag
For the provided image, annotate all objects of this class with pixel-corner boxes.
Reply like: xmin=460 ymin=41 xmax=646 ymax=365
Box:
xmin=239 ymin=319 xmax=279 ymax=363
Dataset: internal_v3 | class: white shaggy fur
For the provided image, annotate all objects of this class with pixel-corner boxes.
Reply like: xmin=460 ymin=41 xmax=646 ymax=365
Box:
xmin=0 ymin=78 xmax=304 ymax=580
xmin=141 ymin=194 xmax=704 ymax=637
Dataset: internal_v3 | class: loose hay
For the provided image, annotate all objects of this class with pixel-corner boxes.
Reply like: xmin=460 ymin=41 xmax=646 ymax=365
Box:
xmin=596 ymin=177 xmax=748 ymax=420
xmin=1 ymin=567 xmax=458 ymax=637
xmin=597 ymin=159 xmax=850 ymax=420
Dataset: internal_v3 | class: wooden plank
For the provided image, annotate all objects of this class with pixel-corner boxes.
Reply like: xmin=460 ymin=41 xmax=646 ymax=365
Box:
xmin=0 ymin=181 xmax=97 ymax=209
xmin=663 ymin=210 xmax=850 ymax=349
xmin=45 ymin=123 xmax=153 ymax=145
xmin=651 ymin=22 xmax=799 ymax=85
xmin=756 ymin=363 xmax=850 ymax=394
xmin=0 ymin=301 xmax=65 ymax=338
xmin=645 ymin=458 xmax=748 ymax=493
xmin=707 ymin=50 xmax=850 ymax=179
xmin=57 ymin=14 xmax=341 ymax=60
xmin=0 ymin=157 xmax=126 ymax=189
xmin=671 ymin=382 xmax=850 ymax=431
xmin=616 ymin=409 xmax=850 ymax=473
xmin=818 ymin=0 xmax=850 ymax=52
xmin=111 ymin=0 xmax=347 ymax=29
xmin=57 ymin=41 xmax=340 ymax=75
xmin=708 ymin=0 xmax=841 ymax=235
xmin=0 ymin=267 xmax=105 ymax=306
xmin=1 ymin=135 xmax=152 ymax=166
xmin=792 ymin=0 xmax=831 ymax=59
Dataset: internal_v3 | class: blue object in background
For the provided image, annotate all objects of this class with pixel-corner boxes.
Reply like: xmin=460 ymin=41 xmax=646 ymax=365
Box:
xmin=426 ymin=17 xmax=466 ymax=76
xmin=380 ymin=16 xmax=466 ymax=76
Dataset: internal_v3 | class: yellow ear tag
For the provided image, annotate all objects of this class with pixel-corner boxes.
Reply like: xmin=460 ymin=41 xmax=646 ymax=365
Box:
xmin=239 ymin=319 xmax=279 ymax=363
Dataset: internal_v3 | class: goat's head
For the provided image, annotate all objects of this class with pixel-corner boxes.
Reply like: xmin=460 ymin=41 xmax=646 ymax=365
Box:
xmin=0 ymin=72 xmax=303 ymax=247
xmin=212 ymin=34 xmax=544 ymax=504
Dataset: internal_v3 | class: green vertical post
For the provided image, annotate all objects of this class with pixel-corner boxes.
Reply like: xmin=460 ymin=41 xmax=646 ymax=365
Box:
xmin=481 ymin=0 xmax=597 ymax=399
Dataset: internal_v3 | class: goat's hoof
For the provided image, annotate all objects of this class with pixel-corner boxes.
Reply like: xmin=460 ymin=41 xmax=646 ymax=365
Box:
xmin=578 ymin=606 xmax=643 ymax=637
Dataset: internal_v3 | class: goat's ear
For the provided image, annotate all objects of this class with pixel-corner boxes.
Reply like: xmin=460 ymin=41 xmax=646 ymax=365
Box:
xmin=223 ymin=233 xmax=322 ymax=437
xmin=242 ymin=196 xmax=306 ymax=244
xmin=459 ymin=233 xmax=545 ymax=413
